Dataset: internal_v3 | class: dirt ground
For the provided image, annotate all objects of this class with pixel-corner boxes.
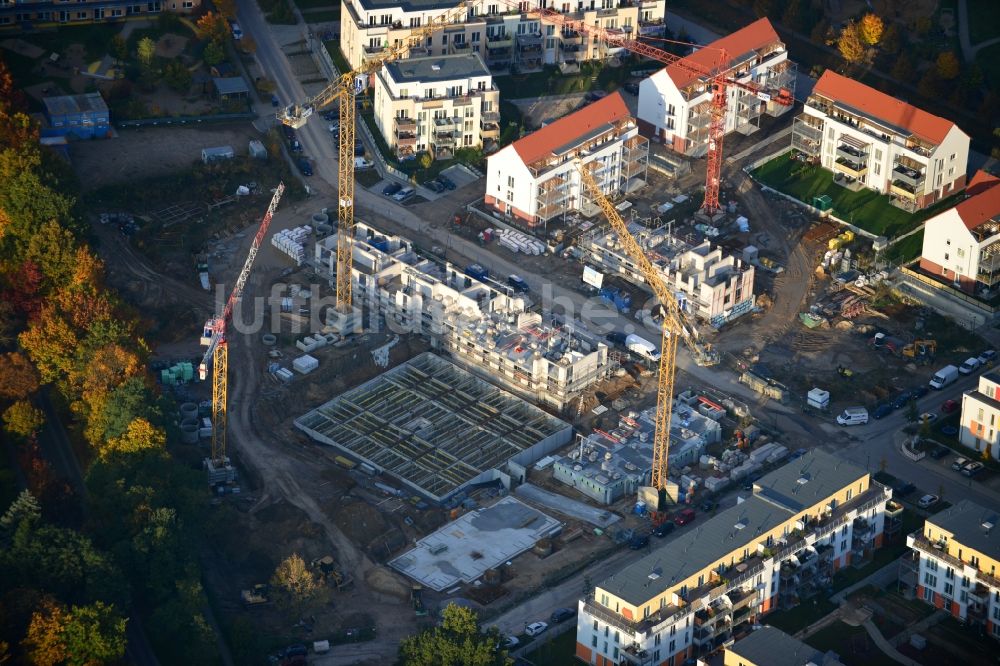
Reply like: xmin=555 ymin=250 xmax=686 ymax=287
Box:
xmin=512 ymin=93 xmax=588 ymax=130
xmin=70 ymin=123 xmax=262 ymax=191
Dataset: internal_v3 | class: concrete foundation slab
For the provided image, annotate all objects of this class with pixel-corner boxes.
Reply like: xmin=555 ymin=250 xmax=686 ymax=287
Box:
xmin=389 ymin=496 xmax=562 ymax=591
xmin=515 ymin=483 xmax=622 ymax=528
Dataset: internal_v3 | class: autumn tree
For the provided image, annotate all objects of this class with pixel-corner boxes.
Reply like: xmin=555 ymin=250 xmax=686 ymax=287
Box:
xmin=270 ymin=554 xmax=320 ymax=614
xmin=196 ymin=11 xmax=229 ymax=42
xmin=837 ymin=22 xmax=867 ymax=64
xmin=137 ymin=37 xmax=156 ymax=67
xmin=398 ymin=604 xmax=510 ymax=666
xmin=3 ymin=400 xmax=45 ymax=438
xmin=25 ymin=600 xmax=126 ymax=666
xmin=858 ymin=13 xmax=884 ymax=46
xmin=24 ymin=598 xmax=67 ymax=666
xmin=0 ymin=489 xmax=41 ymax=532
xmin=0 ymin=352 xmax=40 ymax=401
xmin=935 ymin=51 xmax=960 ymax=80
xmin=215 ymin=0 xmax=237 ymax=19
xmin=101 ymin=417 xmax=166 ymax=458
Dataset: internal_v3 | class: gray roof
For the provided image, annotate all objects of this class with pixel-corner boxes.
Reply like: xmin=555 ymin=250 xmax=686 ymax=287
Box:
xmin=214 ymin=77 xmax=249 ymax=95
xmin=43 ymin=92 xmax=108 ymax=116
xmin=385 ymin=54 xmax=489 ymax=84
xmin=357 ymin=0 xmax=456 ymax=11
xmin=753 ymin=448 xmax=868 ymax=513
xmin=728 ymin=626 xmax=840 ymax=666
xmin=927 ymin=499 xmax=1000 ymax=559
xmin=599 ymin=449 xmax=867 ymax=606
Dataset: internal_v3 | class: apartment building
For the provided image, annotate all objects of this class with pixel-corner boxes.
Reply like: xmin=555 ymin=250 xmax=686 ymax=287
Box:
xmin=636 ymin=18 xmax=796 ymax=155
xmin=581 ymin=223 xmax=754 ymax=326
xmin=792 ymin=70 xmax=970 ymax=212
xmin=919 ymin=171 xmax=1000 ymax=294
xmin=373 ymin=53 xmax=499 ymax=159
xmin=958 ymin=371 xmax=1000 ymax=461
xmin=0 ymin=0 xmax=198 ymax=27
xmin=340 ymin=0 xmax=666 ymax=74
xmin=575 ymin=449 xmax=897 ymax=666
xmin=901 ymin=499 xmax=1000 ymax=640
xmin=485 ymin=92 xmax=648 ymax=228
xmin=314 ymin=223 xmax=610 ymax=410
xmin=724 ymin=626 xmax=843 ymax=666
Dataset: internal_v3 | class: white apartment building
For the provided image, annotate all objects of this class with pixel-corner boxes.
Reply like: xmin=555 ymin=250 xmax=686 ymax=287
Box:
xmin=314 ymin=223 xmax=611 ymax=410
xmin=636 ymin=18 xmax=796 ymax=155
xmin=919 ymin=171 xmax=1000 ymax=294
xmin=792 ymin=70 xmax=970 ymax=212
xmin=485 ymin=92 xmax=648 ymax=229
xmin=582 ymin=223 xmax=755 ymax=326
xmin=341 ymin=0 xmax=667 ymax=74
xmin=902 ymin=499 xmax=1000 ymax=639
xmin=373 ymin=53 xmax=500 ymax=159
xmin=575 ymin=449 xmax=895 ymax=666
xmin=959 ymin=371 xmax=1000 ymax=461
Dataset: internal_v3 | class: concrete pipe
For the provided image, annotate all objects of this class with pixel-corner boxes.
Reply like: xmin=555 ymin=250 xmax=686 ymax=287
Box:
xmin=180 ymin=402 xmax=198 ymax=419
xmin=262 ymin=333 xmax=277 ymax=346
xmin=312 ymin=213 xmax=329 ymax=225
xmin=317 ymin=224 xmax=333 ymax=236
xmin=180 ymin=423 xmax=199 ymax=444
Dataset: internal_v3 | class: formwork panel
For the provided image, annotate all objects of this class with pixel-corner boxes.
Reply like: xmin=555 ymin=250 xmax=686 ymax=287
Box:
xmin=294 ymin=352 xmax=571 ymax=502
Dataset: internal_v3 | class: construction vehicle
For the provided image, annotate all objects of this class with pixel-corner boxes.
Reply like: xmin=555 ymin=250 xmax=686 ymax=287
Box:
xmin=198 ymin=183 xmax=285 ymax=485
xmin=578 ymin=163 xmax=719 ymax=521
xmin=901 ymin=339 xmax=937 ymax=360
xmin=279 ymin=1 xmax=470 ymax=325
xmin=411 ymin=585 xmax=428 ymax=617
xmin=241 ymin=584 xmax=272 ymax=608
xmin=311 ymin=555 xmax=353 ymax=590
xmin=513 ymin=6 xmax=793 ymax=214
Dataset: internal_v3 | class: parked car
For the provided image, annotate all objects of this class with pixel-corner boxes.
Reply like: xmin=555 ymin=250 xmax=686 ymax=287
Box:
xmin=296 ymin=158 xmax=312 ymax=176
xmin=550 ymin=607 xmax=576 ymax=623
xmin=355 ymin=142 xmax=365 ymax=157
xmin=525 ymin=622 xmax=548 ymax=637
xmin=629 ymin=534 xmax=650 ymax=550
xmin=393 ymin=186 xmax=415 ymax=202
xmin=507 ymin=274 xmax=530 ymax=293
xmin=354 ymin=157 xmax=373 ymax=169
xmin=382 ymin=182 xmax=402 ymax=196
xmin=503 ymin=636 xmax=519 ymax=649
xmin=673 ymin=508 xmax=696 ymax=526
xmin=653 ymin=521 xmax=675 ymax=538
xmin=929 ymin=446 xmax=949 ymax=460
xmin=271 ymin=94 xmax=280 ymax=107
xmin=962 ymin=461 xmax=985 ymax=477
xmin=872 ymin=403 xmax=893 ymax=419
xmin=942 ymin=399 xmax=960 ymax=414
xmin=606 ymin=331 xmax=628 ymax=345
xmin=978 ymin=350 xmax=997 ymax=367
xmin=895 ymin=481 xmax=916 ymax=497
xmin=910 ymin=385 xmax=930 ymax=400
xmin=952 ymin=456 xmax=969 ymax=471
xmin=890 ymin=393 xmax=911 ymax=410
xmin=917 ymin=494 xmax=939 ymax=509
xmin=438 ymin=174 xmax=456 ymax=190
xmin=959 ymin=357 xmax=981 ymax=374
xmin=425 ymin=179 xmax=445 ymax=193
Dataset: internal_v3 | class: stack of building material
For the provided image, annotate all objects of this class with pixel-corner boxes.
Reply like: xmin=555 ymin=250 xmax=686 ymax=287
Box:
xmin=271 ymin=226 xmax=311 ymax=265
xmin=495 ymin=228 xmax=546 ymax=255
xmin=293 ymin=355 xmax=319 ymax=374
xmin=160 ymin=362 xmax=195 ymax=385
xmin=704 ymin=476 xmax=728 ymax=493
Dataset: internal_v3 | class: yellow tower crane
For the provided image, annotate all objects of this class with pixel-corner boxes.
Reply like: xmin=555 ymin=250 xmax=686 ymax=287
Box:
xmin=577 ymin=163 xmax=717 ymax=520
xmin=279 ymin=1 xmax=471 ymax=323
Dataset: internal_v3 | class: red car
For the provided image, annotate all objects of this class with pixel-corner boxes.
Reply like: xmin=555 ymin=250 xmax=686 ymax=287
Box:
xmin=673 ymin=508 xmax=696 ymax=526
xmin=942 ymin=399 xmax=959 ymax=414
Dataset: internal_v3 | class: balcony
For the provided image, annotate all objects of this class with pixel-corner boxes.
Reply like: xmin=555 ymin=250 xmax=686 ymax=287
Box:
xmin=487 ymin=32 xmax=512 ymax=47
xmin=560 ymin=30 xmax=583 ymax=44
xmin=834 ymin=157 xmax=868 ymax=179
xmin=481 ymin=110 xmax=500 ymax=123
xmin=394 ymin=116 xmax=416 ymax=129
xmin=480 ymin=121 xmax=499 ymax=139
xmin=890 ymin=180 xmax=918 ymax=199
xmin=433 ymin=131 xmax=457 ymax=146
xmin=836 ymin=144 xmax=868 ymax=162
xmin=395 ymin=131 xmax=417 ymax=147
xmin=892 ymin=163 xmax=925 ymax=188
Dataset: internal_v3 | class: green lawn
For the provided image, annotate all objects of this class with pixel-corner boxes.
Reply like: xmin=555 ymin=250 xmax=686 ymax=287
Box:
xmin=522 ymin=629 xmax=577 ymax=666
xmin=968 ymin=0 xmax=1000 ymax=45
xmin=303 ymin=8 xmax=341 ymax=22
xmin=753 ymin=153 xmax=956 ymax=239
xmin=806 ymin=621 xmax=898 ymax=666
xmin=324 ymin=40 xmax=351 ymax=75
xmin=886 ymin=230 xmax=923 ymax=264
xmin=494 ymin=61 xmax=636 ymax=99
xmin=765 ymin=597 xmax=838 ymax=635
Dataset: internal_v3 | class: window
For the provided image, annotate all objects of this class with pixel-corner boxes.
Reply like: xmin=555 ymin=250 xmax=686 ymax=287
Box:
xmin=593 ymin=620 xmax=598 ymax=630
xmin=668 ymin=639 xmax=675 ymax=652
xmin=614 ymin=631 xmax=620 ymax=643
xmin=950 ymin=153 xmax=956 ymax=161
xmin=924 ymin=573 xmax=937 ymax=587
xmin=409 ymin=17 xmax=420 ymax=27
xmin=591 ymin=635 xmax=597 ymax=648
xmin=666 ymin=118 xmax=675 ymax=131
xmin=958 ymin=248 xmax=965 ymax=257
xmin=654 ymin=633 xmax=661 ymax=646
xmin=667 ymin=104 xmax=675 ymax=116
xmin=927 ymin=559 xmax=939 ymax=572
xmin=874 ymin=148 xmax=882 ymax=161
xmin=945 ymin=567 xmax=954 ymax=580
xmin=507 ymin=175 xmax=515 ymax=187
xmin=944 ymin=253 xmax=949 ymax=261
xmin=924 ymin=586 xmax=934 ymax=601
xmin=944 ymin=582 xmax=954 ymax=597
xmin=471 ymin=31 xmax=480 ymax=42
xmin=847 ymin=489 xmax=853 ymax=500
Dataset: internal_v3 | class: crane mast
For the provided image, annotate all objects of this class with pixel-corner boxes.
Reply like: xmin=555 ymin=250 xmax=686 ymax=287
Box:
xmin=279 ymin=1 xmax=471 ymax=316
xmin=200 ymin=183 xmax=285 ymax=471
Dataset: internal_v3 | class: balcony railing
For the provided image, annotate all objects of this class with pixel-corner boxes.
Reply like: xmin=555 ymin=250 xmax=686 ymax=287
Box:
xmin=834 ymin=158 xmax=867 ymax=178
xmin=890 ymin=182 xmax=918 ymax=199
xmin=892 ymin=164 xmax=925 ymax=188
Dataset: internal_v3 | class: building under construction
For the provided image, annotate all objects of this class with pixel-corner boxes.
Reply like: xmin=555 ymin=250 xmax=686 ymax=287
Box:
xmin=314 ymin=222 xmax=612 ymax=411
xmin=294 ymin=352 xmax=573 ymax=502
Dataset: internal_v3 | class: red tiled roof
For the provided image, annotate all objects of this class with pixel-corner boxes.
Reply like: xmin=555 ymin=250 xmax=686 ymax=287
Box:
xmin=511 ymin=92 xmax=630 ymax=165
xmin=957 ymin=170 xmax=1000 ymax=230
xmin=665 ymin=18 xmax=780 ymax=89
xmin=813 ymin=70 xmax=957 ymax=145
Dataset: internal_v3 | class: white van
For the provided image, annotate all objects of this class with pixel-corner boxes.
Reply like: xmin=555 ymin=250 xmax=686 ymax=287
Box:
xmin=836 ymin=406 xmax=869 ymax=426
xmin=929 ymin=364 xmax=959 ymax=389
